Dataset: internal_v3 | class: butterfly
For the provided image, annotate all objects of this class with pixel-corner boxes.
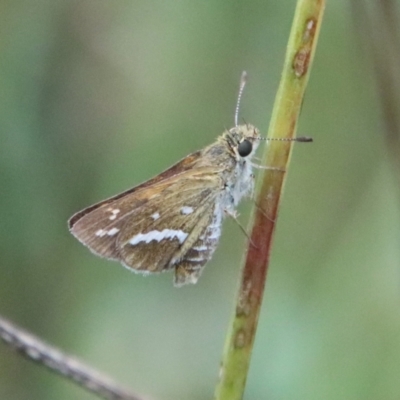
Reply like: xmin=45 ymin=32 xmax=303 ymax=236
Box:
xmin=68 ymin=73 xmax=311 ymax=286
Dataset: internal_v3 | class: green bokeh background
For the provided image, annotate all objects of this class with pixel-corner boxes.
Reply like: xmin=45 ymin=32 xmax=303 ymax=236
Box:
xmin=1 ymin=1 xmax=400 ymax=399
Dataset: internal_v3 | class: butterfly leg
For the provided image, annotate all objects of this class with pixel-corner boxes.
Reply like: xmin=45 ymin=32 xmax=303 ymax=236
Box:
xmin=223 ymin=209 xmax=258 ymax=248
xmin=250 ymin=162 xmax=286 ymax=172
xmin=248 ymin=174 xmax=275 ymax=223
xmin=252 ymin=200 xmax=276 ymax=223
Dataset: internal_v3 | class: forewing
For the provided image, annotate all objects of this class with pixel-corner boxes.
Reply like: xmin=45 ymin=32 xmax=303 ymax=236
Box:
xmin=69 ymin=151 xmax=204 ymax=258
xmin=69 ymin=165 xmax=222 ymax=273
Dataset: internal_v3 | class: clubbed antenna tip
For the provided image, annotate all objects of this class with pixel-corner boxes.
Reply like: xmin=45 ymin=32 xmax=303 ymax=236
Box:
xmin=296 ymin=136 xmax=313 ymax=142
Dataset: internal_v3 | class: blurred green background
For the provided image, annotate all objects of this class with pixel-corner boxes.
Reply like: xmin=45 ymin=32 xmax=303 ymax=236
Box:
xmin=1 ymin=1 xmax=400 ymax=399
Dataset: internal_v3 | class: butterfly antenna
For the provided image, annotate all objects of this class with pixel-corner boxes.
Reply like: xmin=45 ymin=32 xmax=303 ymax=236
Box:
xmin=235 ymin=71 xmax=248 ymax=127
xmin=259 ymin=136 xmax=313 ymax=143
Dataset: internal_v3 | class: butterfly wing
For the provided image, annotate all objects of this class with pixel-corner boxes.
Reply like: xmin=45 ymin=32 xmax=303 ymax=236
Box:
xmin=69 ymin=151 xmax=207 ymax=258
xmin=69 ymin=156 xmax=225 ymax=283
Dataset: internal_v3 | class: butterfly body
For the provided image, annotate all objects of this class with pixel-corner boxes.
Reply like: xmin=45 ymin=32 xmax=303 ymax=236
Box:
xmin=69 ymin=124 xmax=260 ymax=286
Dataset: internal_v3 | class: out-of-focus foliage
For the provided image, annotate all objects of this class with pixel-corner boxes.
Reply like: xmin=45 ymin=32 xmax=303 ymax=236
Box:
xmin=1 ymin=1 xmax=399 ymax=399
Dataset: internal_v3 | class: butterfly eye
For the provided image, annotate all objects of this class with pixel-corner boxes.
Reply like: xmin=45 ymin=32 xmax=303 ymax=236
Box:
xmin=238 ymin=139 xmax=253 ymax=157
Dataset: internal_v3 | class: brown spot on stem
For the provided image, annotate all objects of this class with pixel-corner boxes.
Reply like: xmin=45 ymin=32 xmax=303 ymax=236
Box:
xmin=303 ymin=18 xmax=317 ymax=42
xmin=293 ymin=18 xmax=318 ymax=78
xmin=293 ymin=45 xmax=311 ymax=77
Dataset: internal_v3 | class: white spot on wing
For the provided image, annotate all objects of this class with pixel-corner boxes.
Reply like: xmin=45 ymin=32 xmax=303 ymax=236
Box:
xmin=151 ymin=212 xmax=160 ymax=220
xmin=193 ymin=245 xmax=208 ymax=251
xmin=129 ymin=229 xmax=188 ymax=245
xmin=180 ymin=206 xmax=194 ymax=215
xmin=186 ymin=256 xmax=205 ymax=262
xmin=95 ymin=229 xmax=106 ymax=237
xmin=108 ymin=209 xmax=120 ymax=220
xmin=107 ymin=227 xmax=120 ymax=236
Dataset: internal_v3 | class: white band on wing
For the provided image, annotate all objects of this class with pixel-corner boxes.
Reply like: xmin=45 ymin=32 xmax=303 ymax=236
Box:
xmin=129 ymin=229 xmax=188 ymax=245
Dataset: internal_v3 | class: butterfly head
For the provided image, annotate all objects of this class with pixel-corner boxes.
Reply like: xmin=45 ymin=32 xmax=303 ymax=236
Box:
xmin=225 ymin=124 xmax=260 ymax=159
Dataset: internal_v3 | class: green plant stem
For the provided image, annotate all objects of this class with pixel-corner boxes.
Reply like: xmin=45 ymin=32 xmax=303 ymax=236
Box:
xmin=214 ymin=1 xmax=325 ymax=399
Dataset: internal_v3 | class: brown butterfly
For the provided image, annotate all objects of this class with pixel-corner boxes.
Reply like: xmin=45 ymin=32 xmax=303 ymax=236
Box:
xmin=69 ymin=73 xmax=311 ymax=286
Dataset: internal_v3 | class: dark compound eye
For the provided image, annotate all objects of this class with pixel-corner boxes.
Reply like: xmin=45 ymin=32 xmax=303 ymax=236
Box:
xmin=238 ymin=139 xmax=253 ymax=157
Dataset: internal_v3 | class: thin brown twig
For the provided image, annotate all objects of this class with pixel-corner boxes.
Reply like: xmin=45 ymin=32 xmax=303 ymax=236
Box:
xmin=0 ymin=315 xmax=146 ymax=400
